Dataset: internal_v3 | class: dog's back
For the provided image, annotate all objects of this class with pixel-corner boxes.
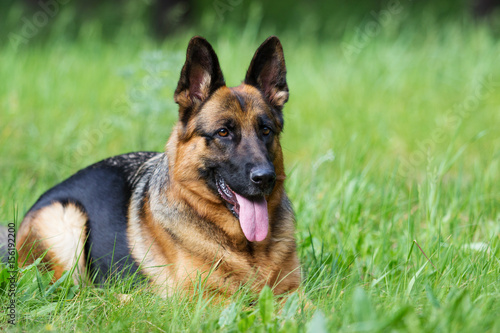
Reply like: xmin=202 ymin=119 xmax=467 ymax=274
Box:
xmin=17 ymin=152 xmax=158 ymax=283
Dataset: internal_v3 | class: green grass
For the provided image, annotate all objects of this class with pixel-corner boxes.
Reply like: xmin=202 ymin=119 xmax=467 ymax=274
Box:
xmin=1 ymin=10 xmax=500 ymax=332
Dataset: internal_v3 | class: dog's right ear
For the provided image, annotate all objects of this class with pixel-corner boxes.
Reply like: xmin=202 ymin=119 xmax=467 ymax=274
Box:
xmin=174 ymin=36 xmax=225 ymax=121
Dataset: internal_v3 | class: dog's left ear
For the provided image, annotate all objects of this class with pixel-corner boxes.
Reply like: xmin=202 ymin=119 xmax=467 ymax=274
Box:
xmin=245 ymin=36 xmax=289 ymax=110
xmin=175 ymin=36 xmax=225 ymax=111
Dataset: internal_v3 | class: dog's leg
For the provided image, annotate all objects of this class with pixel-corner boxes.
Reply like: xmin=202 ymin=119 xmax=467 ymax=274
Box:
xmin=16 ymin=202 xmax=88 ymax=284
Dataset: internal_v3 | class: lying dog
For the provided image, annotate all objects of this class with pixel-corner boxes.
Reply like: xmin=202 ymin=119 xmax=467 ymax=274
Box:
xmin=16 ymin=36 xmax=301 ymax=296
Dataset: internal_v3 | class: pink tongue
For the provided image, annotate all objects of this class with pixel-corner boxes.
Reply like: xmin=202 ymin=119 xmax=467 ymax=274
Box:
xmin=234 ymin=193 xmax=269 ymax=242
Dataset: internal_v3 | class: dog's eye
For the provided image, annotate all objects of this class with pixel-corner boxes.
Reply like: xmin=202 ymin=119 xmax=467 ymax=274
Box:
xmin=217 ymin=128 xmax=229 ymax=137
xmin=262 ymin=127 xmax=271 ymax=136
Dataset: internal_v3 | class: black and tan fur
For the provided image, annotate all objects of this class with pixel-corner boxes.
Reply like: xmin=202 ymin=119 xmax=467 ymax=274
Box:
xmin=16 ymin=36 xmax=300 ymax=296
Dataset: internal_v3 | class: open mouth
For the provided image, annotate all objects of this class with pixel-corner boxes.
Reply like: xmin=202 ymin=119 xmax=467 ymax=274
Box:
xmin=215 ymin=174 xmax=240 ymax=217
xmin=215 ymin=174 xmax=269 ymax=242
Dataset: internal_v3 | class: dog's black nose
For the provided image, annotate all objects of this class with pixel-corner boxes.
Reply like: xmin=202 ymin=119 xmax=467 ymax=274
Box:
xmin=250 ymin=167 xmax=276 ymax=190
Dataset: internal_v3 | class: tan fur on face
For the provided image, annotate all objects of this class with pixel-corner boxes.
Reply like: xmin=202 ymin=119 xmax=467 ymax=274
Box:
xmin=16 ymin=203 xmax=88 ymax=283
xmin=167 ymin=85 xmax=287 ymax=240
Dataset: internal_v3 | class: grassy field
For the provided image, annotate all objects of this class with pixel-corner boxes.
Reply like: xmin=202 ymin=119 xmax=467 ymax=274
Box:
xmin=1 ymin=8 xmax=500 ymax=332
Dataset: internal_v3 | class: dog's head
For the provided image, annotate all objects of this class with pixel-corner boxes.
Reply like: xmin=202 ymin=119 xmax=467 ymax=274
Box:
xmin=169 ymin=36 xmax=289 ymax=242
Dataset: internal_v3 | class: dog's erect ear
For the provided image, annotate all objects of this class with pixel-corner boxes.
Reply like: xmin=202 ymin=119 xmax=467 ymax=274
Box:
xmin=245 ymin=36 xmax=289 ymax=110
xmin=174 ymin=36 xmax=225 ymax=112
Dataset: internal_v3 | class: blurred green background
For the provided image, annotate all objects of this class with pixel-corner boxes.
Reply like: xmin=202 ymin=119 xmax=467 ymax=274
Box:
xmin=1 ymin=0 xmax=500 ymax=331
xmin=1 ymin=0 xmax=499 ymax=44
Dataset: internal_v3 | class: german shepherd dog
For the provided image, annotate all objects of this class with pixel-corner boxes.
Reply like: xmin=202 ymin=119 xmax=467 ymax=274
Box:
xmin=16 ymin=36 xmax=300 ymax=296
